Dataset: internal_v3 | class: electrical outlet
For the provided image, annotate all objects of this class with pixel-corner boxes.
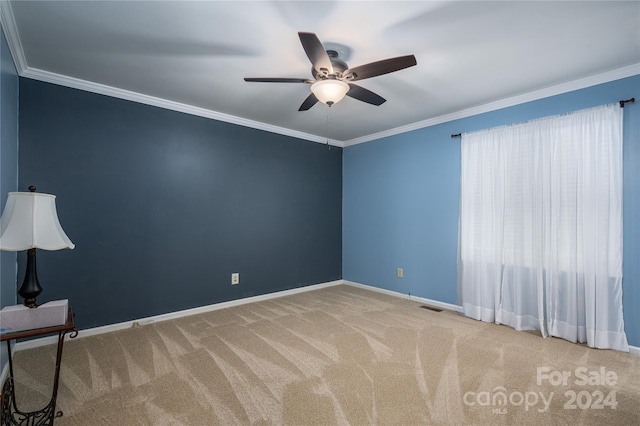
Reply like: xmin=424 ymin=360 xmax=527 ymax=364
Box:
xmin=397 ymin=268 xmax=404 ymax=278
xmin=231 ymin=273 xmax=239 ymax=285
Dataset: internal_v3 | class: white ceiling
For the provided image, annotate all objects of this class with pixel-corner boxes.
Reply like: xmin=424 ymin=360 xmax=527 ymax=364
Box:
xmin=2 ymin=1 xmax=639 ymax=146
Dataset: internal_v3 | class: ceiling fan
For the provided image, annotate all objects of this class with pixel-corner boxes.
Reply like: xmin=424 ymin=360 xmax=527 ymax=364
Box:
xmin=244 ymin=32 xmax=417 ymax=111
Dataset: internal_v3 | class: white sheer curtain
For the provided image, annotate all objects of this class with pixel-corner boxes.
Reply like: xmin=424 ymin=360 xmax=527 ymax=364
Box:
xmin=457 ymin=103 xmax=628 ymax=352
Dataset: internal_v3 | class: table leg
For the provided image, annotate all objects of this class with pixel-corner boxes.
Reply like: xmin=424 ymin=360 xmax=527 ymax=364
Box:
xmin=0 ymin=329 xmax=77 ymax=425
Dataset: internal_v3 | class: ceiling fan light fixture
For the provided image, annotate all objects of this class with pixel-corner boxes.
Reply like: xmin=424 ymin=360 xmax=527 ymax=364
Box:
xmin=311 ymin=79 xmax=349 ymax=106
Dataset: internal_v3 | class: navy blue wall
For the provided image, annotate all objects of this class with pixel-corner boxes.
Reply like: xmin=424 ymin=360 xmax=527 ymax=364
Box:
xmin=0 ymin=28 xmax=19 ymax=369
xmin=18 ymin=79 xmax=342 ymax=330
xmin=0 ymin=29 xmax=18 ymax=309
xmin=343 ymin=75 xmax=640 ymax=347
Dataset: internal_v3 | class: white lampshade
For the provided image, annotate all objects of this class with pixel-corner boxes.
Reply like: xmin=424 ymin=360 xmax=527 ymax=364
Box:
xmin=311 ymin=79 xmax=349 ymax=105
xmin=0 ymin=192 xmax=75 ymax=251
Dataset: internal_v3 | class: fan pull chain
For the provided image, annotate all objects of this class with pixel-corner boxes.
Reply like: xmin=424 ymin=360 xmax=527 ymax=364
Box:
xmin=326 ymin=107 xmax=331 ymax=150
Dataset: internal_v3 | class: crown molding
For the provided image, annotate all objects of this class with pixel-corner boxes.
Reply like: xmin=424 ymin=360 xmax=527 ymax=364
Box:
xmin=25 ymin=61 xmax=637 ymax=149
xmin=20 ymin=67 xmax=344 ymax=148
xmin=2 ymin=0 xmax=636 ymax=149
xmin=0 ymin=0 xmax=344 ymax=148
xmin=344 ymin=63 xmax=640 ymax=147
xmin=0 ymin=0 xmax=27 ymax=73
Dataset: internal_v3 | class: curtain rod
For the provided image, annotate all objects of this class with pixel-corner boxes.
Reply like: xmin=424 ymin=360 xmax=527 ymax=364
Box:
xmin=451 ymin=97 xmax=636 ymax=139
xmin=620 ymin=97 xmax=635 ymax=107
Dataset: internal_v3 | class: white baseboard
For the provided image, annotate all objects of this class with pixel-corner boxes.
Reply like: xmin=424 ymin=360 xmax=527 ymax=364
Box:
xmin=343 ymin=280 xmax=640 ymax=356
xmin=343 ymin=280 xmax=463 ymax=313
xmin=1 ymin=281 xmax=346 ymax=384
xmin=4 ymin=277 xmax=638 ymax=375
xmin=11 ymin=280 xmax=344 ymax=353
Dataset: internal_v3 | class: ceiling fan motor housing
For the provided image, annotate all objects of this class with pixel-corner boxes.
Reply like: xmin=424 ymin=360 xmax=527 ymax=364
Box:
xmin=313 ymin=50 xmax=350 ymax=80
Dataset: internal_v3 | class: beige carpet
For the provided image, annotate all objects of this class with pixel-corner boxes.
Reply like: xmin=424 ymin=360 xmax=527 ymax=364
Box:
xmin=7 ymin=284 xmax=640 ymax=425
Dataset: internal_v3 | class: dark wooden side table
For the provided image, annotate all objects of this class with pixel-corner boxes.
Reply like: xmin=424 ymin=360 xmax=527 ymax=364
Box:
xmin=0 ymin=308 xmax=77 ymax=426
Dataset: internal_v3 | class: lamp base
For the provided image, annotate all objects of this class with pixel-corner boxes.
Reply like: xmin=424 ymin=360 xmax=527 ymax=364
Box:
xmin=18 ymin=248 xmax=42 ymax=308
xmin=22 ymin=298 xmax=38 ymax=309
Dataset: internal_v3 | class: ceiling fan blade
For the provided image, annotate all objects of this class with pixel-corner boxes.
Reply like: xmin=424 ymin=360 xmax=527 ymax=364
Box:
xmin=346 ymin=84 xmax=386 ymax=106
xmin=298 ymin=93 xmax=319 ymax=111
xmin=344 ymin=55 xmax=417 ymax=81
xmin=244 ymin=77 xmax=314 ymax=83
xmin=298 ymin=32 xmax=333 ymax=75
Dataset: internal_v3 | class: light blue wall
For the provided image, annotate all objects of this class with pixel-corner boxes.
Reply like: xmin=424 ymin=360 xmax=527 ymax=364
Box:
xmin=343 ymin=75 xmax=640 ymax=347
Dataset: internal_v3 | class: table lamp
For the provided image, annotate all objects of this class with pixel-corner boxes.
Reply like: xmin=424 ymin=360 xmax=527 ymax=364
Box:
xmin=0 ymin=186 xmax=74 ymax=308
